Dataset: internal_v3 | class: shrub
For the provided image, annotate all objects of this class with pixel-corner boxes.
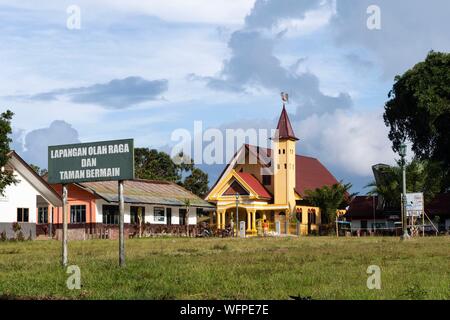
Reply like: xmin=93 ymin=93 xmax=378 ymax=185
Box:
xmin=16 ymin=231 xmax=25 ymax=242
xmin=12 ymin=222 xmax=21 ymax=233
xmin=0 ymin=231 xmax=6 ymax=241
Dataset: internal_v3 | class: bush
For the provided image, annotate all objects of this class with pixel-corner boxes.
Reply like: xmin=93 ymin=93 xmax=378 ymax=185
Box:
xmin=0 ymin=231 xmax=6 ymax=241
xmin=12 ymin=222 xmax=21 ymax=233
xmin=16 ymin=231 xmax=25 ymax=242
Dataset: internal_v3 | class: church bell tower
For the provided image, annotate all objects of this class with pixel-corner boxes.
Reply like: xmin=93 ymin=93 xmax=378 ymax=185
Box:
xmin=273 ymin=95 xmax=298 ymax=213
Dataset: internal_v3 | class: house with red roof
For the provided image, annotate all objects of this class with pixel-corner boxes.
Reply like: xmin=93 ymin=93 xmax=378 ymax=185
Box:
xmin=205 ymin=104 xmax=340 ymax=235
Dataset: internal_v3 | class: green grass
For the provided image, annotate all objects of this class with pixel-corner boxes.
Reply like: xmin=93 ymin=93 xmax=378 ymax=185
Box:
xmin=0 ymin=237 xmax=449 ymax=300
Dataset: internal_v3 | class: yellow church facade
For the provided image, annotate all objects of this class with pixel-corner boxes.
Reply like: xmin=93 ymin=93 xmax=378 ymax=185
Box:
xmin=205 ymin=104 xmax=340 ymax=236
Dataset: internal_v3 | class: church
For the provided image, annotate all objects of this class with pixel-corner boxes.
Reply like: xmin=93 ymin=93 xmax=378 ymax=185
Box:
xmin=205 ymin=103 xmax=340 ymax=235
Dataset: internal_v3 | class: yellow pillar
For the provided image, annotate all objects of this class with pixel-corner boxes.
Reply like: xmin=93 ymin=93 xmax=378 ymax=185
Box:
xmin=221 ymin=211 xmax=226 ymax=229
xmin=217 ymin=210 xmax=221 ymax=229
xmin=251 ymin=211 xmax=256 ymax=233
xmin=246 ymin=210 xmax=251 ymax=232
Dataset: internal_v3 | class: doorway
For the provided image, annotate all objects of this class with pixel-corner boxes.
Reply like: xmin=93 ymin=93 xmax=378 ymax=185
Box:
xmin=179 ymin=208 xmax=187 ymax=225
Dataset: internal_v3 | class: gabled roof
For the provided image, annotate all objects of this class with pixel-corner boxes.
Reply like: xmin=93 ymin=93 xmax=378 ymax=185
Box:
xmin=77 ymin=179 xmax=214 ymax=208
xmin=274 ymin=105 xmax=298 ymax=141
xmin=295 ymin=155 xmax=339 ymax=196
xmin=236 ymin=172 xmax=272 ymax=200
xmin=6 ymin=151 xmax=62 ymax=206
xmin=223 ymin=180 xmax=249 ymax=196
xmin=246 ymin=145 xmax=339 ymax=197
xmin=205 ymin=144 xmax=339 ymax=199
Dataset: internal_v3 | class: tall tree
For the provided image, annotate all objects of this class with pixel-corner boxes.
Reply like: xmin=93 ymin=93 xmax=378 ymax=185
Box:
xmin=134 ymin=148 xmax=182 ymax=182
xmin=305 ymin=182 xmax=355 ymax=227
xmin=366 ymin=159 xmax=444 ymax=207
xmin=182 ymin=168 xmax=209 ymax=197
xmin=134 ymin=148 xmax=209 ymax=197
xmin=0 ymin=110 xmax=17 ymax=195
xmin=384 ymin=51 xmax=450 ymax=189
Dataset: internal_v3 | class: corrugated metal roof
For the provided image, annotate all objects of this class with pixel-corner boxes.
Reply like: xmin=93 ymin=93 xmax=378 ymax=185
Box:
xmin=78 ymin=179 xmax=214 ymax=208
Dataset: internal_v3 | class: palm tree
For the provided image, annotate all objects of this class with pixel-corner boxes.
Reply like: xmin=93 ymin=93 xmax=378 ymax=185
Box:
xmin=366 ymin=160 xmax=443 ymax=208
xmin=183 ymin=198 xmax=191 ymax=237
xmin=305 ymin=182 xmax=356 ymax=230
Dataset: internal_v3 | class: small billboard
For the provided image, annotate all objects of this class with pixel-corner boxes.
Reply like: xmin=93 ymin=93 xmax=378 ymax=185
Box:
xmin=48 ymin=139 xmax=134 ymax=184
xmin=405 ymin=192 xmax=424 ymax=217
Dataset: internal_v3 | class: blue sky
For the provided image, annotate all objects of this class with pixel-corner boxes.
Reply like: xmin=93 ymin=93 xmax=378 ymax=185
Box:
xmin=2 ymin=0 xmax=450 ymax=193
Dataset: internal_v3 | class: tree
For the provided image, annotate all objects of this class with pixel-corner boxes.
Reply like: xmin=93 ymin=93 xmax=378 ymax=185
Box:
xmin=305 ymin=182 xmax=355 ymax=227
xmin=134 ymin=148 xmax=209 ymax=197
xmin=384 ymin=51 xmax=450 ymax=189
xmin=0 ymin=110 xmax=17 ymax=195
xmin=366 ymin=159 xmax=444 ymax=207
xmin=183 ymin=198 xmax=191 ymax=237
xmin=182 ymin=168 xmax=209 ymax=197
xmin=30 ymin=164 xmax=48 ymax=176
xmin=134 ymin=148 xmax=181 ymax=182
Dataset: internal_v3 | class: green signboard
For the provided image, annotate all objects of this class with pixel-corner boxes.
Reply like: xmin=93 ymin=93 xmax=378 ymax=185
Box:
xmin=48 ymin=139 xmax=134 ymax=184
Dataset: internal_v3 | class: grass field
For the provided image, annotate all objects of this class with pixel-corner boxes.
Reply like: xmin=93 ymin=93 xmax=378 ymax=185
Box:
xmin=0 ymin=236 xmax=449 ymax=300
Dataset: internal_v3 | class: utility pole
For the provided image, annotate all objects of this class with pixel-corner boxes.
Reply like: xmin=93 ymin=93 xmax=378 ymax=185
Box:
xmin=61 ymin=184 xmax=68 ymax=267
xmin=399 ymin=143 xmax=410 ymax=240
xmin=119 ymin=180 xmax=125 ymax=266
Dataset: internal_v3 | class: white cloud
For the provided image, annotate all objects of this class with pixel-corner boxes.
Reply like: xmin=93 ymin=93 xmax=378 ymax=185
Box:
xmin=0 ymin=0 xmax=256 ymax=25
xmin=271 ymin=0 xmax=336 ymax=37
xmin=296 ymin=108 xmax=396 ymax=177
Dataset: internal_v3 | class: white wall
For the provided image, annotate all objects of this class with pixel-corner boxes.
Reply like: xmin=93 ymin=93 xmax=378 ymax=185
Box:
xmin=0 ymin=170 xmax=39 ymax=223
xmin=95 ymin=199 xmax=198 ymax=225
xmin=350 ymin=219 xmax=395 ymax=230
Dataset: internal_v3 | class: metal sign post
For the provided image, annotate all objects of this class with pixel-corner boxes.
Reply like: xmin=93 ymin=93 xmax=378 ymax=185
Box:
xmin=62 ymin=184 xmax=68 ymax=267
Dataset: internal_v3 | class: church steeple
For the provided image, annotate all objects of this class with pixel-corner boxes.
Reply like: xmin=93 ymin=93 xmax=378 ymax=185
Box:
xmin=273 ymin=99 xmax=298 ymax=214
xmin=275 ymin=105 xmax=298 ymax=141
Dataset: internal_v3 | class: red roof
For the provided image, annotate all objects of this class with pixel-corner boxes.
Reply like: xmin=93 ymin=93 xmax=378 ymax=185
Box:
xmin=236 ymin=172 xmax=272 ymax=199
xmin=295 ymin=155 xmax=339 ymax=196
xmin=245 ymin=145 xmax=339 ymax=197
xmin=275 ymin=106 xmax=298 ymax=141
xmin=427 ymin=193 xmax=450 ymax=216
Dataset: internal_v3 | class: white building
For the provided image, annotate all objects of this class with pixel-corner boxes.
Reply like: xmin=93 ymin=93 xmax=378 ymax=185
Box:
xmin=0 ymin=151 xmax=62 ymax=239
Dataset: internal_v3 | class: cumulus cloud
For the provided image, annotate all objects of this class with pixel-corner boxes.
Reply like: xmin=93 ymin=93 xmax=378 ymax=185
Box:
xmin=14 ymin=77 xmax=168 ymax=109
xmin=194 ymin=0 xmax=351 ymax=117
xmin=295 ymin=109 xmax=395 ymax=177
xmin=13 ymin=121 xmax=80 ymax=169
